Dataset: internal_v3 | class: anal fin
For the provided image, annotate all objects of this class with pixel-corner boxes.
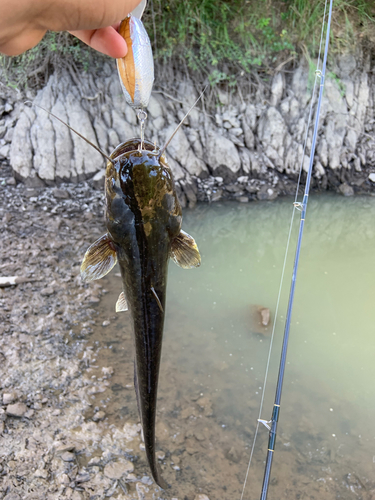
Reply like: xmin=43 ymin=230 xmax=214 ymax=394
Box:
xmin=116 ymin=291 xmax=128 ymax=312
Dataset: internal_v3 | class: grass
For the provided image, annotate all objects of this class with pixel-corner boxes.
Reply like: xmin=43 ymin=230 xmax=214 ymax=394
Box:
xmin=145 ymin=0 xmax=375 ymax=76
xmin=1 ymin=0 xmax=374 ymax=90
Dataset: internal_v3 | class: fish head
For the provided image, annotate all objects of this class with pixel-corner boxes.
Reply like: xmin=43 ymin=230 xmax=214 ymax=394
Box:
xmin=105 ymin=138 xmax=182 ymax=248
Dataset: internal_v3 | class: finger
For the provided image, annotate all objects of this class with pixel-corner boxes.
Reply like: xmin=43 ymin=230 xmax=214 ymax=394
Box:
xmin=69 ymin=26 xmax=127 ymax=58
xmin=0 ymin=28 xmax=46 ymax=56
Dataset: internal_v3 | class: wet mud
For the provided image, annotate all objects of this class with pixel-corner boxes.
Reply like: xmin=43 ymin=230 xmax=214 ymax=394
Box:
xmin=1 ymin=161 xmax=374 ymax=500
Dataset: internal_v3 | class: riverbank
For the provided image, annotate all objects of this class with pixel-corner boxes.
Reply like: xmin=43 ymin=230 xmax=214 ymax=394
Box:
xmin=1 ymin=48 xmax=375 ymax=204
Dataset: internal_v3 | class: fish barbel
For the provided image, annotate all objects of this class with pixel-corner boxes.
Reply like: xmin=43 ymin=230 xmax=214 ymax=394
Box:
xmin=81 ymin=138 xmax=201 ymax=488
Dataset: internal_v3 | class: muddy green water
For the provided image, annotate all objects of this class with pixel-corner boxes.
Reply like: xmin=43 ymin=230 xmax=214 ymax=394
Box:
xmin=94 ymin=194 xmax=375 ymax=499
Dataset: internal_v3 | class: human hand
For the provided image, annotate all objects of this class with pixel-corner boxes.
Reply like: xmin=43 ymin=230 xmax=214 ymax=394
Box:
xmin=0 ymin=0 xmax=142 ymax=57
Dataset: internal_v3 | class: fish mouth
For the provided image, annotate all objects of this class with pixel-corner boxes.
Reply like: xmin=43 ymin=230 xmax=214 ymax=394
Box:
xmin=110 ymin=138 xmax=160 ymax=160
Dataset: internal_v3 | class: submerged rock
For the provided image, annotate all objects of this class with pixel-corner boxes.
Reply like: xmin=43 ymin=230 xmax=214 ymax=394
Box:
xmin=103 ymin=460 xmax=134 ymax=479
xmin=338 ymin=183 xmax=354 ymax=196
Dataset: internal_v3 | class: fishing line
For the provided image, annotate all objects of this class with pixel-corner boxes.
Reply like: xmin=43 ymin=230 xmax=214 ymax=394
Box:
xmin=239 ymin=1 xmax=330 ymax=498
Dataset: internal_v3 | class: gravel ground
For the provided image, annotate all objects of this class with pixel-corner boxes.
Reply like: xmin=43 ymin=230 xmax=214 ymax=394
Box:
xmin=0 ymin=160 xmax=165 ymax=500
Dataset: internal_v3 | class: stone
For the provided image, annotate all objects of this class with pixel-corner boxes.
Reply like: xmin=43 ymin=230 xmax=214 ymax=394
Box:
xmin=141 ymin=476 xmax=153 ymax=485
xmin=156 ymin=421 xmax=170 ymax=439
xmin=314 ymin=161 xmax=325 ymax=179
xmin=66 ymin=93 xmax=103 ymax=180
xmin=147 ymin=94 xmax=164 ymax=119
xmin=31 ymin=95 xmax=56 ymax=182
xmin=257 ymin=107 xmax=287 ymax=159
xmin=34 ymin=469 xmax=48 ymax=479
xmin=244 ymin=103 xmax=257 ymax=131
xmin=226 ymin=446 xmax=242 ymax=463
xmin=4 ymin=102 xmax=13 ymax=113
xmin=3 ymin=392 xmax=17 ymax=405
xmin=136 ymin=482 xmax=150 ymax=500
xmin=57 ymin=473 xmax=70 ymax=484
xmin=257 ymin=185 xmax=278 ymax=201
xmin=0 ymin=144 xmax=10 ymax=160
xmin=60 ymin=452 xmax=75 ymax=462
xmin=123 ymin=422 xmax=141 ymax=440
xmin=6 ymin=176 xmax=16 ymax=186
xmin=6 ymin=403 xmax=27 ymax=417
xmin=102 ymin=366 xmax=114 ymax=376
xmin=259 ymin=307 xmax=270 ymax=326
xmin=40 ymin=287 xmax=55 ymax=296
xmin=92 ymin=169 xmax=105 ymax=189
xmin=270 ymin=72 xmax=284 ymax=106
xmin=345 ymin=129 xmax=357 ymax=151
xmin=104 ymin=460 xmax=134 ymax=479
xmin=53 ymin=188 xmax=69 ymax=199
xmin=242 ymin=119 xmax=254 ymax=150
xmin=10 ymin=106 xmax=35 ymax=181
xmin=93 ymin=410 xmax=106 ymax=421
xmin=291 ymin=60 xmax=309 ymax=106
xmin=194 ymin=495 xmax=210 ymax=500
xmin=338 ymin=53 xmax=357 ymax=75
xmin=318 ymin=138 xmax=328 ymax=167
xmin=52 ymin=96 xmax=73 ymax=181
xmin=211 ymin=189 xmax=222 ymax=202
xmin=368 ymin=173 xmax=375 ymax=183
xmin=94 ymin=116 xmax=109 ymax=152
xmin=338 ymin=183 xmax=354 ymax=196
xmin=3 ymin=494 xmax=21 ymax=500
xmin=206 ymin=132 xmax=241 ymax=176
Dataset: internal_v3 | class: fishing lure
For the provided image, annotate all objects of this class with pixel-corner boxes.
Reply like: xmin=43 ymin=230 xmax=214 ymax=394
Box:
xmin=116 ymin=15 xmax=154 ymax=109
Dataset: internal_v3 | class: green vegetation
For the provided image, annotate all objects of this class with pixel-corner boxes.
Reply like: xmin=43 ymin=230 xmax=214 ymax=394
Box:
xmin=144 ymin=0 xmax=375 ymax=81
xmin=0 ymin=32 xmax=96 ymax=89
xmin=1 ymin=0 xmax=374 ymax=89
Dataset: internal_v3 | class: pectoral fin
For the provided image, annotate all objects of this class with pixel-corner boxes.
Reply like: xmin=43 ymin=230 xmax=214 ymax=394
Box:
xmin=116 ymin=292 xmax=128 ymax=312
xmin=170 ymin=230 xmax=201 ymax=269
xmin=81 ymin=233 xmax=117 ymax=282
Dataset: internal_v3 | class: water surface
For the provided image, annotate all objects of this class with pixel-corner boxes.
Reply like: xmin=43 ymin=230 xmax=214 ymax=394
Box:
xmin=94 ymin=194 xmax=375 ymax=499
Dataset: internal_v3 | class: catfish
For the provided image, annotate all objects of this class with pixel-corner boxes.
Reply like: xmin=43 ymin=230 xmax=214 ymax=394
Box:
xmin=80 ymin=137 xmax=201 ymax=488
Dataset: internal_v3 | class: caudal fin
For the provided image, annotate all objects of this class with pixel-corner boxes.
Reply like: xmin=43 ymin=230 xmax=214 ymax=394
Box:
xmin=134 ymin=362 xmax=169 ymax=489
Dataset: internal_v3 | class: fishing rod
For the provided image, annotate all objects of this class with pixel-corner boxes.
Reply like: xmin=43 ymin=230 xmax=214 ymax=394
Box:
xmin=258 ymin=1 xmax=334 ymax=498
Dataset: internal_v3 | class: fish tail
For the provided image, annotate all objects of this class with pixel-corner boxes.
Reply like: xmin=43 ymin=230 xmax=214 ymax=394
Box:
xmin=144 ymin=433 xmax=169 ymax=489
xmin=134 ymin=362 xmax=169 ymax=489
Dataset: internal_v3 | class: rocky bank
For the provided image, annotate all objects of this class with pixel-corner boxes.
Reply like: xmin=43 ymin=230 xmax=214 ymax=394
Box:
xmin=1 ymin=51 xmax=375 ymax=203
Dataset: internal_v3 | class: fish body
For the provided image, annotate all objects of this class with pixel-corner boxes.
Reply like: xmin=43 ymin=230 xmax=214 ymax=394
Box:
xmin=81 ymin=139 xmax=201 ymax=488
